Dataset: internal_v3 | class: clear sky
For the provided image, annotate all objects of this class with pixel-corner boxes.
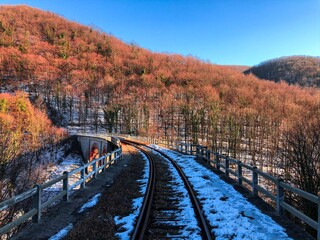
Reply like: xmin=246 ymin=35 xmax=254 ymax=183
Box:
xmin=0 ymin=0 xmax=319 ymax=66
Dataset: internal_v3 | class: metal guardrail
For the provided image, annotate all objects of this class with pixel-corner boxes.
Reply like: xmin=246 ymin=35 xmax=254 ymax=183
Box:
xmin=174 ymin=142 xmax=320 ymax=240
xmin=0 ymin=147 xmax=122 ymax=236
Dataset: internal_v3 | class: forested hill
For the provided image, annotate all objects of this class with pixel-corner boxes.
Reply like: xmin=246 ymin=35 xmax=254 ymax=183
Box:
xmin=0 ymin=5 xmax=319 ymax=148
xmin=244 ymin=56 xmax=320 ymax=87
xmin=226 ymin=65 xmax=250 ymax=73
xmin=0 ymin=4 xmax=240 ymax=91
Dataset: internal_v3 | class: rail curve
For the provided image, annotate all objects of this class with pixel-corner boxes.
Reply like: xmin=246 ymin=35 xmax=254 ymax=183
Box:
xmin=121 ymin=139 xmax=213 ymax=240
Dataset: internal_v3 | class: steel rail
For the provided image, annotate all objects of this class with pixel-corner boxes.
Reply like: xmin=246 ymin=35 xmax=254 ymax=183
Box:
xmin=147 ymin=145 xmax=213 ymax=240
xmin=121 ymin=140 xmax=156 ymax=240
xmin=123 ymin=139 xmax=213 ymax=240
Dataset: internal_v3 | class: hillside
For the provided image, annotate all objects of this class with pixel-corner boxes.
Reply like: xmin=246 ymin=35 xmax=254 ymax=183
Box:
xmin=0 ymin=5 xmax=318 ymax=144
xmin=244 ymin=56 xmax=320 ymax=87
xmin=225 ymin=65 xmax=251 ymax=73
xmin=0 ymin=5 xmax=233 ymax=91
xmin=0 ymin=4 xmax=320 ymax=179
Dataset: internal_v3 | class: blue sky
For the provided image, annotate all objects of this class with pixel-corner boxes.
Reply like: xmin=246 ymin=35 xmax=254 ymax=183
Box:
xmin=0 ymin=0 xmax=319 ymax=66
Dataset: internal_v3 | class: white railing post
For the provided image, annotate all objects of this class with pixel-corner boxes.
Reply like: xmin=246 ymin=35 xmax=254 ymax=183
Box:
xmin=201 ymin=147 xmax=205 ymax=159
xmin=192 ymin=145 xmax=195 ymax=155
xmin=102 ymin=156 xmax=106 ymax=172
xmin=206 ymin=149 xmax=210 ymax=159
xmin=216 ymin=153 xmax=220 ymax=170
xmin=112 ymin=152 xmax=116 ymax=164
xmin=114 ymin=151 xmax=118 ymax=163
xmin=196 ymin=145 xmax=200 ymax=160
xmin=237 ymin=161 xmax=242 ymax=185
xmin=276 ymin=177 xmax=284 ymax=215
xmin=206 ymin=150 xmax=211 ymax=165
xmin=225 ymin=156 xmax=230 ymax=177
xmin=63 ymin=171 xmax=69 ymax=202
xmin=93 ymin=161 xmax=97 ymax=179
xmin=32 ymin=184 xmax=42 ymax=223
xmin=81 ymin=167 xmax=86 ymax=189
xmin=108 ymin=154 xmax=112 ymax=166
xmin=252 ymin=166 xmax=258 ymax=196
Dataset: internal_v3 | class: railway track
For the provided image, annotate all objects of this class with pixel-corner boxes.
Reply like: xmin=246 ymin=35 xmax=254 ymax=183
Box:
xmin=121 ymin=140 xmax=212 ymax=240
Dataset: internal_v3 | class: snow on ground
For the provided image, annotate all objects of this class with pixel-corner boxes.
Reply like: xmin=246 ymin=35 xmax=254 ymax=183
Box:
xmin=114 ymin=150 xmax=150 ymax=240
xmin=42 ymin=152 xmax=83 ymax=201
xmin=152 ymin=145 xmax=292 ymax=240
xmin=48 ymin=223 xmax=73 ymax=240
xmin=78 ymin=193 xmax=102 ymax=213
xmin=45 ymin=153 xmax=83 ymax=183
xmin=40 ymin=146 xmax=66 ymax=165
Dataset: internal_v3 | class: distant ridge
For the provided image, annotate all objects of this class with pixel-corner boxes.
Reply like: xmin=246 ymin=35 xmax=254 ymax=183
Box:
xmin=244 ymin=56 xmax=320 ymax=87
xmin=225 ymin=65 xmax=250 ymax=73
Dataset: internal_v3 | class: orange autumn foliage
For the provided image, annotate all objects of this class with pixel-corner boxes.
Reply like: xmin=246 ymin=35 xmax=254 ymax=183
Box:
xmin=0 ymin=92 xmax=66 ymax=164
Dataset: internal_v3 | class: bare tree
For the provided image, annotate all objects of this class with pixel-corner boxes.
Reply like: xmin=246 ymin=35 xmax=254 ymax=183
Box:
xmin=283 ymin=116 xmax=320 ymax=235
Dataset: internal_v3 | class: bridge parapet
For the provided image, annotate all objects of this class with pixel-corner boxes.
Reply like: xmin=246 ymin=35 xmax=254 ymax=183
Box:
xmin=77 ymin=134 xmax=121 ymax=161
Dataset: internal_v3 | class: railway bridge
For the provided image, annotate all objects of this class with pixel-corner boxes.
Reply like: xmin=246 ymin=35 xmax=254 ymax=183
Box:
xmin=0 ymin=135 xmax=318 ymax=239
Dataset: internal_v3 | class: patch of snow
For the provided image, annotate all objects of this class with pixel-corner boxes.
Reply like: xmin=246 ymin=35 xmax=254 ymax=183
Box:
xmin=48 ymin=223 xmax=73 ymax=240
xmin=114 ymin=198 xmax=143 ymax=239
xmin=46 ymin=153 xmax=82 ymax=178
xmin=152 ymin=145 xmax=292 ymax=240
xmin=114 ymin=150 xmax=150 ymax=239
xmin=78 ymin=193 xmax=101 ymax=213
xmin=40 ymin=144 xmax=83 ymax=206
xmin=43 ymin=153 xmax=83 ymax=197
